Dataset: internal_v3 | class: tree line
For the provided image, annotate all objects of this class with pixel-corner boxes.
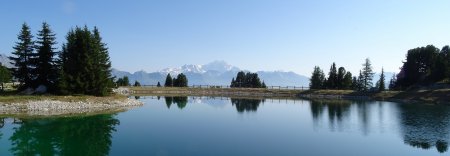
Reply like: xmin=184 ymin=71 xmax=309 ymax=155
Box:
xmin=230 ymin=71 xmax=266 ymax=88
xmin=390 ymin=45 xmax=450 ymax=90
xmin=7 ymin=22 xmax=113 ymax=96
xmin=164 ymin=73 xmax=188 ymax=87
xmin=310 ymin=58 xmax=386 ymax=92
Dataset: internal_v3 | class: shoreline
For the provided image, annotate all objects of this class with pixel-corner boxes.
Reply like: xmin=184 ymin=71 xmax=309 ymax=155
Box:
xmin=0 ymin=95 xmax=143 ymax=117
xmin=124 ymin=87 xmax=450 ymax=104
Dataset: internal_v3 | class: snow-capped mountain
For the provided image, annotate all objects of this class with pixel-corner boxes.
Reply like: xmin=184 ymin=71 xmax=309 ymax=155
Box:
xmin=159 ymin=61 xmax=240 ymax=75
xmin=112 ymin=61 xmax=310 ymax=87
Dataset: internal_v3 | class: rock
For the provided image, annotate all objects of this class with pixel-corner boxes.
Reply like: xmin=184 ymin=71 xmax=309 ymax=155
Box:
xmin=35 ymin=85 xmax=48 ymax=94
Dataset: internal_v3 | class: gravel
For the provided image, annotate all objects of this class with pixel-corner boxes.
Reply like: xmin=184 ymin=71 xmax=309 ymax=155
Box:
xmin=0 ymin=98 xmax=143 ymax=116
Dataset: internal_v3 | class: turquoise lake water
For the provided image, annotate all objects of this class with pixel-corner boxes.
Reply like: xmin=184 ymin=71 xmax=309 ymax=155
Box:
xmin=0 ymin=96 xmax=449 ymax=155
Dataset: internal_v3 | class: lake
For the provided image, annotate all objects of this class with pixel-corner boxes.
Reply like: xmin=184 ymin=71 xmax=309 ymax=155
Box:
xmin=0 ymin=96 xmax=449 ymax=156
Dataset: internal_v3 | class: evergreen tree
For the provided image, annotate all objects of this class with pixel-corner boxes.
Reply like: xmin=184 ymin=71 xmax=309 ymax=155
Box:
xmin=361 ymin=58 xmax=374 ymax=91
xmin=351 ymin=76 xmax=358 ymax=90
xmin=157 ymin=82 xmax=161 ymax=87
xmin=58 ymin=26 xmax=114 ymax=96
xmin=231 ymin=71 xmax=265 ymax=88
xmin=172 ymin=78 xmax=178 ymax=87
xmin=174 ymin=73 xmax=188 ymax=87
xmin=134 ymin=81 xmax=141 ymax=87
xmin=337 ymin=67 xmax=346 ymax=89
xmin=164 ymin=74 xmax=173 ymax=87
xmin=0 ymin=65 xmax=12 ymax=91
xmin=326 ymin=63 xmax=338 ymax=89
xmin=389 ymin=73 xmax=397 ymax=90
xmin=343 ymin=71 xmax=353 ymax=89
xmin=261 ymin=81 xmax=267 ymax=88
xmin=34 ymin=22 xmax=58 ymax=91
xmin=309 ymin=66 xmax=325 ymax=89
xmin=378 ymin=68 xmax=386 ymax=92
xmin=9 ymin=23 xmax=35 ymax=90
xmin=357 ymin=70 xmax=364 ymax=91
xmin=89 ymin=27 xmax=114 ymax=95
xmin=231 ymin=78 xmax=236 ymax=87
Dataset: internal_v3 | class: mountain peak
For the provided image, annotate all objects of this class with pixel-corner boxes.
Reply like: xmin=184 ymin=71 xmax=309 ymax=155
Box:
xmin=202 ymin=60 xmax=240 ymax=72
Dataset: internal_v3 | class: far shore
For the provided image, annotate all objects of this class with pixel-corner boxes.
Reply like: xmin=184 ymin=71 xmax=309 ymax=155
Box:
xmin=123 ymin=87 xmax=450 ymax=104
xmin=0 ymin=94 xmax=143 ymax=117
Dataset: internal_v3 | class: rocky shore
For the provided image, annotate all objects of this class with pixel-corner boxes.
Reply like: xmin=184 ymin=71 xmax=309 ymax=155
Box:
xmin=0 ymin=98 xmax=143 ymax=117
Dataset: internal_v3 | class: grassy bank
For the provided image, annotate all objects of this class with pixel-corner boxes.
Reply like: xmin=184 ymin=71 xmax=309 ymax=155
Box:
xmin=127 ymin=87 xmax=303 ymax=97
xmin=126 ymin=87 xmax=450 ymax=103
xmin=300 ymin=89 xmax=450 ymax=103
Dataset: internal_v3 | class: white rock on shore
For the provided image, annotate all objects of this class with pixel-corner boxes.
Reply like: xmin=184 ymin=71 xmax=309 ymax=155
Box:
xmin=0 ymin=98 xmax=143 ymax=116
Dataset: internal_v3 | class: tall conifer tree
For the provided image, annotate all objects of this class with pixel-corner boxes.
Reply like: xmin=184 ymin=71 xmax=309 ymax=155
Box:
xmin=35 ymin=22 xmax=58 ymax=91
xmin=9 ymin=23 xmax=35 ymax=89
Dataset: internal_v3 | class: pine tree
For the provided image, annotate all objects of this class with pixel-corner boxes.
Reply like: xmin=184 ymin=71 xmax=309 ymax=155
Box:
xmin=231 ymin=71 xmax=265 ymax=88
xmin=134 ymin=81 xmax=141 ymax=87
xmin=357 ymin=70 xmax=364 ymax=91
xmin=9 ymin=23 xmax=35 ymax=90
xmin=231 ymin=78 xmax=236 ymax=87
xmin=175 ymin=73 xmax=188 ymax=87
xmin=89 ymin=27 xmax=114 ymax=95
xmin=310 ymin=66 xmax=325 ymax=89
xmin=164 ymin=74 xmax=173 ymax=87
xmin=351 ymin=76 xmax=358 ymax=90
xmin=34 ymin=22 xmax=58 ymax=91
xmin=157 ymin=82 xmax=161 ymax=87
xmin=389 ymin=73 xmax=397 ymax=90
xmin=58 ymin=26 xmax=114 ymax=96
xmin=337 ymin=67 xmax=346 ymax=89
xmin=0 ymin=65 xmax=12 ymax=91
xmin=327 ymin=63 xmax=338 ymax=89
xmin=361 ymin=58 xmax=374 ymax=91
xmin=261 ymin=81 xmax=267 ymax=88
xmin=378 ymin=68 xmax=385 ymax=92
xmin=343 ymin=71 xmax=353 ymax=89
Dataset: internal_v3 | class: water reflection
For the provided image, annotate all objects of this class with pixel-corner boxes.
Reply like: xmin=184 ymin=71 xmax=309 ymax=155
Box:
xmin=0 ymin=117 xmax=4 ymax=140
xmin=230 ymin=98 xmax=264 ymax=113
xmin=8 ymin=114 xmax=119 ymax=155
xmin=309 ymin=99 xmax=351 ymax=131
xmin=397 ymin=103 xmax=450 ymax=153
xmin=164 ymin=96 xmax=188 ymax=109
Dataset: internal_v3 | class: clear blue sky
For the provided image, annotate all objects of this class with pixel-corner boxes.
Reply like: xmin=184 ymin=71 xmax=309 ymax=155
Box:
xmin=0 ymin=0 xmax=449 ymax=76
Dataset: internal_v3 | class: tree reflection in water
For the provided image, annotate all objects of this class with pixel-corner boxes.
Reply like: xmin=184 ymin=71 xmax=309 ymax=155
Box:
xmin=0 ymin=117 xmax=4 ymax=140
xmin=230 ymin=98 xmax=264 ymax=113
xmin=164 ymin=96 xmax=188 ymax=109
xmin=397 ymin=103 xmax=450 ymax=153
xmin=9 ymin=114 xmax=119 ymax=156
xmin=309 ymin=99 xmax=351 ymax=131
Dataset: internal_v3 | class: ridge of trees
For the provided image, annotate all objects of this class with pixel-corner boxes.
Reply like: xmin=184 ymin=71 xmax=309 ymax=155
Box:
xmin=164 ymin=73 xmax=188 ymax=87
xmin=310 ymin=58 xmax=382 ymax=92
xmin=390 ymin=45 xmax=450 ymax=90
xmin=230 ymin=71 xmax=266 ymax=88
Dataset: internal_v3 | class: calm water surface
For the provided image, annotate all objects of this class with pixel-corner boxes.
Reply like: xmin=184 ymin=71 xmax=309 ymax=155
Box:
xmin=0 ymin=96 xmax=449 ymax=156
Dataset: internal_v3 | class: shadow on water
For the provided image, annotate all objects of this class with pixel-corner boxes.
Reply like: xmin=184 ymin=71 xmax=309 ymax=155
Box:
xmin=230 ymin=98 xmax=265 ymax=113
xmin=309 ymin=98 xmax=450 ymax=153
xmin=7 ymin=114 xmax=119 ymax=156
xmin=164 ymin=96 xmax=188 ymax=109
xmin=397 ymin=103 xmax=450 ymax=153
xmin=0 ymin=117 xmax=4 ymax=140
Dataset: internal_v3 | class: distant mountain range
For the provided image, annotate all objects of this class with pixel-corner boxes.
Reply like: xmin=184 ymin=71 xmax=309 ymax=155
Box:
xmin=112 ymin=60 xmax=310 ymax=87
xmin=0 ymin=53 xmax=394 ymax=87
xmin=0 ymin=54 xmax=13 ymax=68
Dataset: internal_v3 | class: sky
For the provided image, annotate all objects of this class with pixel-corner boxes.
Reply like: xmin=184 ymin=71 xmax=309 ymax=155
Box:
xmin=0 ymin=0 xmax=449 ymax=76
